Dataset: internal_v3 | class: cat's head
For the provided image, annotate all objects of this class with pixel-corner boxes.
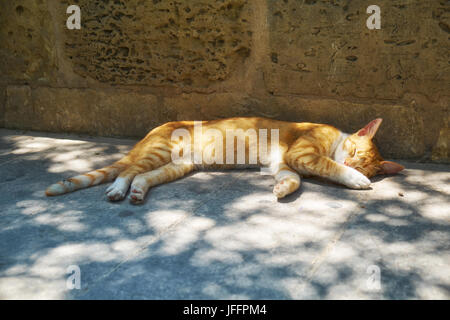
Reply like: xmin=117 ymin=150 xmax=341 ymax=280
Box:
xmin=339 ymin=118 xmax=404 ymax=178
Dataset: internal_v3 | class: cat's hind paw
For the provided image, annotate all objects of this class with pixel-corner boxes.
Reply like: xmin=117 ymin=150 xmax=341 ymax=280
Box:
xmin=129 ymin=187 xmax=145 ymax=205
xmin=105 ymin=178 xmax=129 ymax=201
xmin=106 ymin=188 xmax=126 ymax=201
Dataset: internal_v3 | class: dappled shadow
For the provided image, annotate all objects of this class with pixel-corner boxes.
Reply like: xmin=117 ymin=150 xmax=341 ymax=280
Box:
xmin=0 ymin=129 xmax=449 ymax=299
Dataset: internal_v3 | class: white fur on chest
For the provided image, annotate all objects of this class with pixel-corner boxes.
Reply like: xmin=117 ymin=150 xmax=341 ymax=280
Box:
xmin=332 ymin=132 xmax=350 ymax=164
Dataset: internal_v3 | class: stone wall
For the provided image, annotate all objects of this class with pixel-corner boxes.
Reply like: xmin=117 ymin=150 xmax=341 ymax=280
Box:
xmin=0 ymin=0 xmax=448 ymax=162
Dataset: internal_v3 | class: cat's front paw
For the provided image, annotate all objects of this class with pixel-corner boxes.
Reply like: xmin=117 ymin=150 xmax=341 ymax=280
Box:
xmin=340 ymin=167 xmax=371 ymax=189
xmin=273 ymin=177 xmax=301 ymax=198
xmin=273 ymin=181 xmax=290 ymax=198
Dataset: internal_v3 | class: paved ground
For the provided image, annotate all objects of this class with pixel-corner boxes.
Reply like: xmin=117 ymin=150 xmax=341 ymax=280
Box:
xmin=0 ymin=128 xmax=448 ymax=299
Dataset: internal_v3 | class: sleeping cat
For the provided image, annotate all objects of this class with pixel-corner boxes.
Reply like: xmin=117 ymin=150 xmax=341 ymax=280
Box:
xmin=45 ymin=117 xmax=404 ymax=204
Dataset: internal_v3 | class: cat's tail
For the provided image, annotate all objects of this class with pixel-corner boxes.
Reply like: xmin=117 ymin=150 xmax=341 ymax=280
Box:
xmin=45 ymin=161 xmax=128 ymax=196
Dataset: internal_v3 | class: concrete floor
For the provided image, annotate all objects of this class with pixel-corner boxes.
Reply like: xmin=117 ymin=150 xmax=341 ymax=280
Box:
xmin=0 ymin=128 xmax=448 ymax=299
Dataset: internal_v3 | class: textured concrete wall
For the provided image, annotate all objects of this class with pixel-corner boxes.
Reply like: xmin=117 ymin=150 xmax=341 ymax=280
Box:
xmin=0 ymin=0 xmax=448 ymax=162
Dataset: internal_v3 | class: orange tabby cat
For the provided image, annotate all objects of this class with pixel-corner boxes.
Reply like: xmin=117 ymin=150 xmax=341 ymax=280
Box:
xmin=45 ymin=117 xmax=404 ymax=204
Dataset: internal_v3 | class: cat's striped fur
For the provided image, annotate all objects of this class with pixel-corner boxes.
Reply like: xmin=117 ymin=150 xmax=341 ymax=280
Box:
xmin=45 ymin=117 xmax=404 ymax=204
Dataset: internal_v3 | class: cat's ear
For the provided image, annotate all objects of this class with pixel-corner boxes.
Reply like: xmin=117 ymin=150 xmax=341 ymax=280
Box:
xmin=379 ymin=161 xmax=404 ymax=175
xmin=357 ymin=118 xmax=383 ymax=139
